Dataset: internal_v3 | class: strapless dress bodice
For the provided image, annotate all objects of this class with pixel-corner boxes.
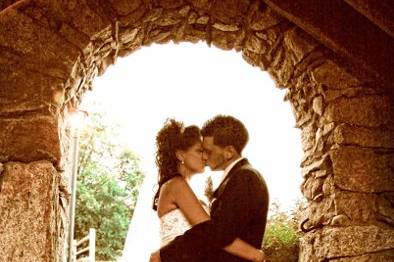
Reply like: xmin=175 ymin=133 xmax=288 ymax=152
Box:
xmin=159 ymin=209 xmax=192 ymax=246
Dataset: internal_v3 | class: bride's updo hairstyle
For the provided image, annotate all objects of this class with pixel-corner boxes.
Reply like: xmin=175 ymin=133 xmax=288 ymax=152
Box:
xmin=153 ymin=119 xmax=201 ymax=210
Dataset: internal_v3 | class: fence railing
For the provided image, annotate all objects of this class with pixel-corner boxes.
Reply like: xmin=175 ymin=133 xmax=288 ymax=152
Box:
xmin=71 ymin=228 xmax=96 ymax=262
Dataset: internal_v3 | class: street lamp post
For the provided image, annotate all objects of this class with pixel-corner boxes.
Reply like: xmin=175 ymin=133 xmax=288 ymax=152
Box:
xmin=67 ymin=111 xmax=86 ymax=262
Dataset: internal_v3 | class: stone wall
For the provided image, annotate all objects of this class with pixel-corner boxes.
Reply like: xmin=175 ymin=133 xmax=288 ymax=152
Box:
xmin=0 ymin=161 xmax=61 ymax=261
xmin=294 ymin=61 xmax=394 ymax=261
xmin=0 ymin=0 xmax=393 ymax=261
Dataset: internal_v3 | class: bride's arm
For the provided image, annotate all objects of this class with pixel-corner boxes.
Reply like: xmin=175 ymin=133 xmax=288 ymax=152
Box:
xmin=171 ymin=177 xmax=265 ymax=262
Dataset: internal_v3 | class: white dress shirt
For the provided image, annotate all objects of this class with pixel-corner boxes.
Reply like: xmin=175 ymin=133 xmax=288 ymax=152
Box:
xmin=218 ymin=157 xmax=245 ymax=186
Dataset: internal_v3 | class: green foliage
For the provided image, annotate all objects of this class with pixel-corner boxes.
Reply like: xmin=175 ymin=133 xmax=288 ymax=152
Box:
xmin=263 ymin=202 xmax=298 ymax=248
xmin=262 ymin=200 xmax=306 ymax=262
xmin=75 ymin=112 xmax=144 ymax=260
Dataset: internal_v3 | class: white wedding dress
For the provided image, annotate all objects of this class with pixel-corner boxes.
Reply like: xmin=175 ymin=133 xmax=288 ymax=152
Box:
xmin=160 ymin=208 xmax=192 ymax=246
xmin=120 ymin=172 xmax=213 ymax=262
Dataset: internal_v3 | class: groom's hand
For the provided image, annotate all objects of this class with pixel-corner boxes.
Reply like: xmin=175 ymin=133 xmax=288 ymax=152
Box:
xmin=254 ymin=250 xmax=268 ymax=262
xmin=149 ymin=250 xmax=161 ymax=262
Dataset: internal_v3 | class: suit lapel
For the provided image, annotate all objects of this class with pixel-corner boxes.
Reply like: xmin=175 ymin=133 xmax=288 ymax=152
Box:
xmin=213 ymin=158 xmax=249 ymax=199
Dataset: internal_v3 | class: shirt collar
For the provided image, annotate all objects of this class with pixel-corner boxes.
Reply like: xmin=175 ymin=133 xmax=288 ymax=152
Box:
xmin=220 ymin=157 xmax=244 ymax=183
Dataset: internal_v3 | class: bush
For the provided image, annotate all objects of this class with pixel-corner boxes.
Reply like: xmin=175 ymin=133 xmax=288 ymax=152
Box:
xmin=262 ymin=200 xmax=306 ymax=262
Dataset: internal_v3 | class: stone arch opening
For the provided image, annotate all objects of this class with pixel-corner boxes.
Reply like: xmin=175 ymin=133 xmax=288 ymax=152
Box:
xmin=0 ymin=1 xmax=393 ymax=261
xmin=85 ymin=42 xmax=304 ymax=261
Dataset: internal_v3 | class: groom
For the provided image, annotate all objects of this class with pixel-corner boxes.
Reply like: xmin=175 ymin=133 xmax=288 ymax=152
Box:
xmin=151 ymin=115 xmax=269 ymax=262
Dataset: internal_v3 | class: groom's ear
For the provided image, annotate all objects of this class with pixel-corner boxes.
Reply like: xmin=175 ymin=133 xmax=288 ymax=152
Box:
xmin=224 ymin=145 xmax=237 ymax=160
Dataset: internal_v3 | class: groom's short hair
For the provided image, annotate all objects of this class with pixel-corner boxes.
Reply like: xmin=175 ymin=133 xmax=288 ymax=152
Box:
xmin=201 ymin=115 xmax=249 ymax=154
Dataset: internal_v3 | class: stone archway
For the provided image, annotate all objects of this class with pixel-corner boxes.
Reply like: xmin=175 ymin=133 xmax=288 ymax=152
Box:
xmin=0 ymin=0 xmax=393 ymax=261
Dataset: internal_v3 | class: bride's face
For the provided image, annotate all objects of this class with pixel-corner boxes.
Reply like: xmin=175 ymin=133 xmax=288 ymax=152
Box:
xmin=183 ymin=142 xmax=205 ymax=174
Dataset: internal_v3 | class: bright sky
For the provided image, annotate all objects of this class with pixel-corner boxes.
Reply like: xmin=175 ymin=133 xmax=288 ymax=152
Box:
xmin=79 ymin=42 xmax=304 ymax=260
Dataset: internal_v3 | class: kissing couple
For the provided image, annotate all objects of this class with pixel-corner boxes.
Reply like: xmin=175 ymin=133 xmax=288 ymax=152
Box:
xmin=150 ymin=115 xmax=270 ymax=262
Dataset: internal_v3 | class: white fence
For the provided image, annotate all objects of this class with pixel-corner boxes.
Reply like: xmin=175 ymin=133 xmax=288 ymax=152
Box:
xmin=71 ymin=228 xmax=96 ymax=262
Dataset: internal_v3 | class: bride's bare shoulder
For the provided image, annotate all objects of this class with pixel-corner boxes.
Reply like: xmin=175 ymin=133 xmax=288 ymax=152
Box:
xmin=162 ymin=176 xmax=189 ymax=193
xmin=163 ymin=176 xmax=192 ymax=198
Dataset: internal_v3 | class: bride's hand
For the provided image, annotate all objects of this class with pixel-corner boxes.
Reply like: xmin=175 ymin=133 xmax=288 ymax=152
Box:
xmin=149 ymin=250 xmax=161 ymax=262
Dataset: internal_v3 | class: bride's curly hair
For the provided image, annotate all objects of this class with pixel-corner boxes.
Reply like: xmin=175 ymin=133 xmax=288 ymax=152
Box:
xmin=152 ymin=119 xmax=201 ymax=210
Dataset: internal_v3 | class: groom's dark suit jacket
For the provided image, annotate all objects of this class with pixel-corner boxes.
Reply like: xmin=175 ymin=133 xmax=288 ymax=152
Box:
xmin=160 ymin=158 xmax=269 ymax=262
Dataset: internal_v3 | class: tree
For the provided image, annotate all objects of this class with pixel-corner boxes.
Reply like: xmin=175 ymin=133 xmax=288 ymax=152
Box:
xmin=75 ymin=112 xmax=144 ymax=260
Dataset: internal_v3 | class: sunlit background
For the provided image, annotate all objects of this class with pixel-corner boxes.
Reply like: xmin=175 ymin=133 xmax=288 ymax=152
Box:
xmin=79 ymin=42 xmax=304 ymax=260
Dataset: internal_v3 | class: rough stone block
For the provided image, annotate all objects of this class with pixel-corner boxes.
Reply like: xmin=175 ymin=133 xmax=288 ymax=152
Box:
xmin=248 ymin=4 xmax=283 ymax=31
xmin=301 ymin=175 xmax=324 ymax=201
xmin=210 ymin=0 xmax=250 ymax=24
xmin=0 ymin=161 xmax=59 ymax=261
xmin=311 ymin=60 xmax=361 ymax=89
xmin=0 ymin=116 xmax=61 ymax=164
xmin=245 ymin=33 xmax=266 ymax=54
xmin=330 ymin=146 xmax=394 ymax=193
xmin=330 ymin=249 xmax=394 ymax=262
xmin=323 ymin=95 xmax=393 ymax=127
xmin=48 ymin=0 xmax=111 ymax=39
xmin=334 ymin=191 xmax=377 ymax=224
xmin=333 ymin=123 xmax=394 ymax=149
xmin=0 ymin=68 xmax=64 ymax=115
xmin=109 ymin=0 xmax=143 ymax=16
xmin=284 ymin=27 xmax=318 ymax=64
xmin=211 ymin=28 xmax=242 ymax=50
xmin=304 ymin=196 xmax=335 ymax=227
xmin=156 ymin=0 xmax=185 ymax=9
xmin=300 ymin=225 xmax=394 ymax=259
xmin=300 ymin=124 xmax=315 ymax=152
xmin=0 ymin=9 xmax=80 ymax=77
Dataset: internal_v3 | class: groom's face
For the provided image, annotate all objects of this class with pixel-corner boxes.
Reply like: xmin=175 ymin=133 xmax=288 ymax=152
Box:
xmin=202 ymin=136 xmax=227 ymax=171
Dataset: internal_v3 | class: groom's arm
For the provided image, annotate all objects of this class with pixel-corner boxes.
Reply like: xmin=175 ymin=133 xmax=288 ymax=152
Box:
xmin=160 ymin=170 xmax=258 ymax=261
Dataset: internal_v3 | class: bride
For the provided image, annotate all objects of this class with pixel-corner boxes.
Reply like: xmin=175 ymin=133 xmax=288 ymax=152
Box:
xmin=151 ymin=119 xmax=265 ymax=261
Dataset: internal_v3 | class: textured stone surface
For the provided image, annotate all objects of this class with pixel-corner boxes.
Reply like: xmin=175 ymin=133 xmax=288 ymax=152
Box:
xmin=333 ymin=191 xmax=377 ymax=225
xmin=0 ymin=8 xmax=80 ymax=79
xmin=300 ymin=225 xmax=394 ymax=260
xmin=333 ymin=123 xmax=394 ymax=149
xmin=109 ymin=0 xmax=143 ymax=16
xmin=330 ymin=249 xmax=394 ymax=262
xmin=248 ymin=2 xmax=283 ymax=31
xmin=283 ymin=27 xmax=318 ymax=64
xmin=0 ymin=1 xmax=393 ymax=261
xmin=323 ymin=95 xmax=393 ymax=127
xmin=0 ymin=116 xmax=61 ymax=164
xmin=48 ymin=0 xmax=112 ymax=39
xmin=209 ymin=0 xmax=250 ymax=24
xmin=311 ymin=60 xmax=361 ymax=90
xmin=330 ymin=146 xmax=394 ymax=193
xmin=0 ymin=68 xmax=64 ymax=115
xmin=0 ymin=161 xmax=60 ymax=261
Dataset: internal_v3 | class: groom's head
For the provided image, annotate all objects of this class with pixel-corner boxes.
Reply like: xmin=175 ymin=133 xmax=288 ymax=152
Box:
xmin=201 ymin=115 xmax=249 ymax=171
